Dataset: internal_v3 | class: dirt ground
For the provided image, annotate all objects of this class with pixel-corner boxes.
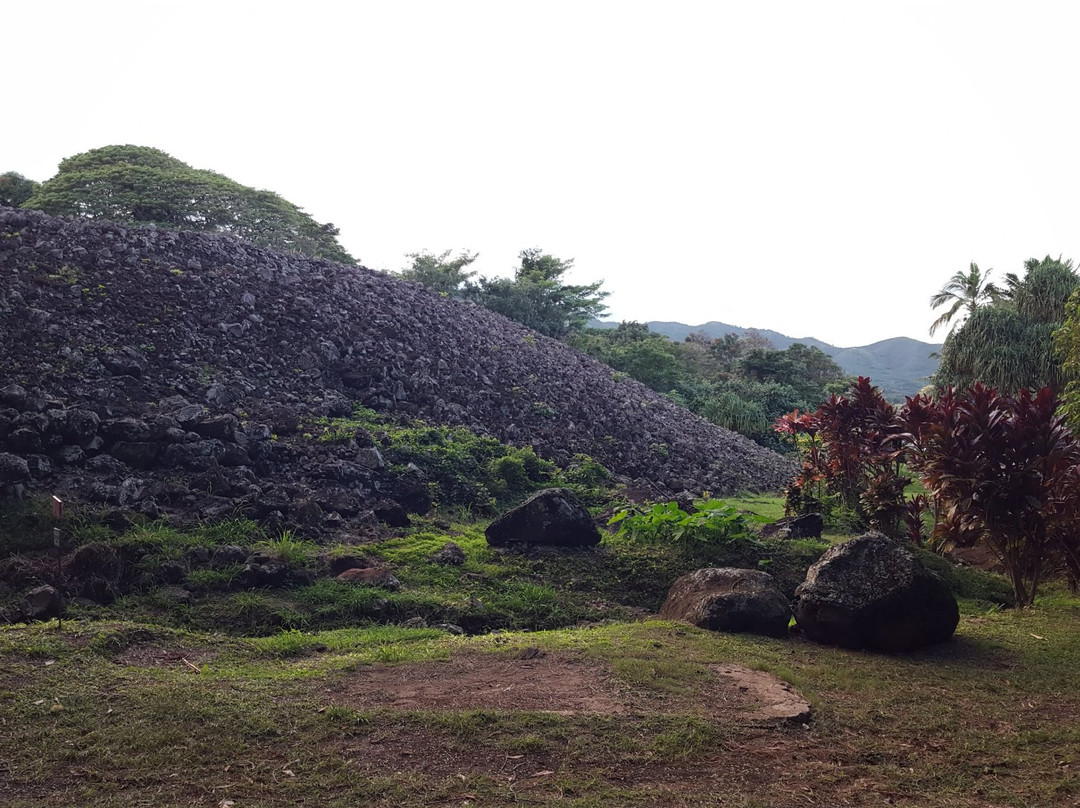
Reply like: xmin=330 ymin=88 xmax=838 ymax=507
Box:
xmin=323 ymin=650 xmax=810 ymax=723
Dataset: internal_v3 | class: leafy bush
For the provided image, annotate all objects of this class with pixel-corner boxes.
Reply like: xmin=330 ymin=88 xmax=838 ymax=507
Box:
xmin=776 ymin=377 xmax=908 ymax=537
xmin=902 ymin=384 xmax=1080 ymax=606
xmin=608 ymin=499 xmax=760 ymax=548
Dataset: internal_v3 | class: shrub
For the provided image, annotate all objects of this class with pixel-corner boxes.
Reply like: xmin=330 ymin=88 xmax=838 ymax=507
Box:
xmin=901 ymin=385 xmax=1080 ymax=606
xmin=776 ymin=377 xmax=908 ymax=537
xmin=608 ymin=499 xmax=760 ymax=549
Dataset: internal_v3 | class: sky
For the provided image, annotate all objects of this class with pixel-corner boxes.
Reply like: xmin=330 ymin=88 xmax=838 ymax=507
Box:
xmin=5 ymin=0 xmax=1080 ymax=348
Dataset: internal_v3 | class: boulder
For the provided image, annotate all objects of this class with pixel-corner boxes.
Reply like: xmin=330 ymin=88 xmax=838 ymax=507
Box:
xmin=68 ymin=543 xmax=120 ymax=580
xmin=760 ymin=513 xmax=823 ymax=540
xmin=486 ymin=488 xmax=601 ymax=547
xmin=240 ymin=556 xmax=289 ymax=588
xmin=0 ymin=452 xmax=31 ymax=483
xmin=193 ymin=414 xmax=241 ymax=441
xmin=793 ymin=532 xmax=959 ymax=652
xmin=24 ymin=584 xmax=61 ymax=620
xmin=660 ymin=568 xmax=791 ymax=638
xmin=165 ymin=439 xmax=226 ymax=470
xmin=372 ymin=498 xmax=410 ymax=528
xmin=109 ymin=441 xmax=160 ymax=469
xmin=0 ymin=384 xmax=28 ymax=411
xmin=7 ymin=427 xmax=42 ymax=453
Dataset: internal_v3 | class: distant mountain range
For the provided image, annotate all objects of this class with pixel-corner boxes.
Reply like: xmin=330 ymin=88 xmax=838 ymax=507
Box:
xmin=592 ymin=320 xmax=942 ymax=400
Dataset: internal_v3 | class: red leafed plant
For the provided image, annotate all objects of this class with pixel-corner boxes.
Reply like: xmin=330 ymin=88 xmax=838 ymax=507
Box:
xmin=776 ymin=377 xmax=909 ymax=537
xmin=900 ymin=384 xmax=1080 ymax=606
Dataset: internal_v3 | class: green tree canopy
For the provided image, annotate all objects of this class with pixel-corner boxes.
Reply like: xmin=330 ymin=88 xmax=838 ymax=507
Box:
xmin=569 ymin=321 xmax=681 ymax=392
xmin=936 ymin=256 xmax=1079 ymax=393
xmin=0 ymin=172 xmax=40 ymax=207
xmin=928 ymin=262 xmax=999 ymax=337
xmin=473 ymin=248 xmax=609 ymax=338
xmin=399 ymin=249 xmax=477 ymax=296
xmin=22 ymin=145 xmax=354 ymax=263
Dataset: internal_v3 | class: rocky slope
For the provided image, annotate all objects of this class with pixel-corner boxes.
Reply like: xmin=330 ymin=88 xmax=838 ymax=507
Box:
xmin=0 ymin=207 xmax=793 ymax=532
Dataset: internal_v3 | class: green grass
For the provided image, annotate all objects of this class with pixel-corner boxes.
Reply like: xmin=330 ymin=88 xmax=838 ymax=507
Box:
xmin=3 ymin=602 xmax=1080 ymax=807
xmin=255 ymin=529 xmax=317 ymax=566
xmin=4 ymin=483 xmax=1074 ymax=805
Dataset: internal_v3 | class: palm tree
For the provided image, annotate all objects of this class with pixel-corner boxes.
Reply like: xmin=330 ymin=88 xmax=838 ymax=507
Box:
xmin=929 ymin=262 xmax=999 ymax=337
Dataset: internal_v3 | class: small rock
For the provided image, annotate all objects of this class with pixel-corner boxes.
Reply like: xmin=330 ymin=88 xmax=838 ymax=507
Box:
xmin=335 ymin=567 xmax=401 ymax=590
xmin=430 ymin=541 xmax=466 ymax=566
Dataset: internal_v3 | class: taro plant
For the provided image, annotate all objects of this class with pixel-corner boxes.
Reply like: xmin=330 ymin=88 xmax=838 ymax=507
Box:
xmin=900 ymin=384 xmax=1080 ymax=606
xmin=608 ymin=499 xmax=760 ymax=549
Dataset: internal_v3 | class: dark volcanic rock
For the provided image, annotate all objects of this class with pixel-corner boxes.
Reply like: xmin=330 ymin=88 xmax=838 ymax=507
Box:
xmin=486 ymin=488 xmax=601 ymax=547
xmin=761 ymin=513 xmax=823 ymax=540
xmin=0 ymin=452 xmax=30 ymax=483
xmin=165 ymin=440 xmax=225 ymax=470
xmin=793 ymin=532 xmax=959 ymax=652
xmin=109 ymin=441 xmax=160 ymax=469
xmin=430 ymin=541 xmax=466 ymax=565
xmin=372 ymin=499 xmax=410 ymax=528
xmin=24 ymin=584 xmax=61 ymax=620
xmin=0 ymin=207 xmax=793 ymax=503
xmin=660 ymin=568 xmax=791 ymax=638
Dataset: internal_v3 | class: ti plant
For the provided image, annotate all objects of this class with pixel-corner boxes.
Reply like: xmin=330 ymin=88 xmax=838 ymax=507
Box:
xmin=775 ymin=377 xmax=909 ymax=537
xmin=901 ymin=385 xmax=1080 ymax=606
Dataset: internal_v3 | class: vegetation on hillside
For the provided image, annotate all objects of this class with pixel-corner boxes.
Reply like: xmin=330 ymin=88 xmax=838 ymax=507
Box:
xmin=12 ymin=145 xmax=354 ymax=263
xmin=400 ymin=247 xmax=609 ymax=339
xmin=398 ymin=250 xmax=849 ymax=446
xmin=570 ymin=322 xmax=849 ymax=448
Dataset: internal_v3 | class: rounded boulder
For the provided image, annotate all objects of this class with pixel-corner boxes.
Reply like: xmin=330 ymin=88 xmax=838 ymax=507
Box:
xmin=660 ymin=568 xmax=791 ymax=638
xmin=793 ymin=532 xmax=959 ymax=652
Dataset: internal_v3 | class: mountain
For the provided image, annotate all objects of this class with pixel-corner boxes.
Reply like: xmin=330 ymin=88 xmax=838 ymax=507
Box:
xmin=0 ymin=208 xmax=794 ymax=536
xmin=592 ymin=320 xmax=941 ymax=400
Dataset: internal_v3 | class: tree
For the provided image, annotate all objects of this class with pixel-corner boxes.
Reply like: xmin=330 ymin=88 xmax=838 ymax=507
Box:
xmin=473 ymin=248 xmax=608 ymax=338
xmin=1013 ymin=256 xmax=1078 ymax=322
xmin=399 ymin=249 xmax=477 ymax=296
xmin=21 ymin=145 xmax=354 ymax=263
xmin=929 ymin=262 xmax=999 ymax=337
xmin=936 ymin=256 xmax=1078 ymax=393
xmin=902 ymin=385 xmax=1080 ymax=606
xmin=0 ymin=172 xmax=39 ymax=207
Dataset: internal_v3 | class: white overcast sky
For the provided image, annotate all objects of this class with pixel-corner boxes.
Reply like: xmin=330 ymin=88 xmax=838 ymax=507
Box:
xmin=5 ymin=0 xmax=1080 ymax=347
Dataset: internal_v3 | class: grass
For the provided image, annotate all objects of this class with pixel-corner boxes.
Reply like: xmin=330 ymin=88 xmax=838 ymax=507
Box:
xmin=4 ymin=487 xmax=1077 ymax=805
xmin=2 ymin=601 xmax=1079 ymax=806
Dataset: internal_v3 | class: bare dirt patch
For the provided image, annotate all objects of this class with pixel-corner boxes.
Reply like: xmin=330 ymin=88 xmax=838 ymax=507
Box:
xmin=325 ymin=650 xmax=811 ymax=724
xmin=328 ymin=650 xmax=631 ymax=715
xmin=113 ymin=644 xmax=214 ymax=671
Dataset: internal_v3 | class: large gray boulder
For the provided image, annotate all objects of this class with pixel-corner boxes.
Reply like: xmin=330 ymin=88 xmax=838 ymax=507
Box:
xmin=485 ymin=487 xmax=601 ymax=547
xmin=793 ymin=532 xmax=959 ymax=651
xmin=660 ymin=568 xmax=791 ymax=638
